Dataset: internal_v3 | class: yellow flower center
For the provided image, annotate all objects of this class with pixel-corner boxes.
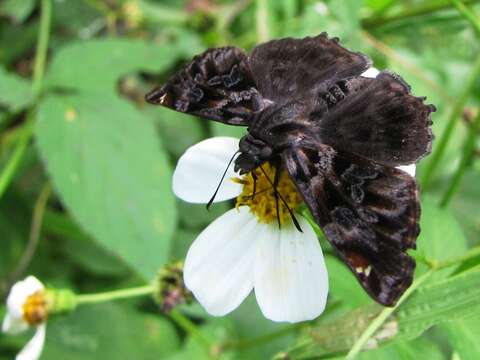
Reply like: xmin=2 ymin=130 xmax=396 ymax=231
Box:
xmin=234 ymin=163 xmax=303 ymax=225
xmin=22 ymin=291 xmax=48 ymax=326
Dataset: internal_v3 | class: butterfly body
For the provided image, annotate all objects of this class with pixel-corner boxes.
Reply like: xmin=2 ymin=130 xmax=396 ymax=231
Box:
xmin=146 ymin=33 xmax=435 ymax=306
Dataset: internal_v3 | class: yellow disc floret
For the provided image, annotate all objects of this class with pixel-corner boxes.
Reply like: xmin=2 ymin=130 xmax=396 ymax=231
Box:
xmin=22 ymin=291 xmax=48 ymax=326
xmin=234 ymin=163 xmax=303 ymax=225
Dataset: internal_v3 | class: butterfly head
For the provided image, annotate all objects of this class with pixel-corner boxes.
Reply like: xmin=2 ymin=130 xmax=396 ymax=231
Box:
xmin=234 ymin=134 xmax=273 ymax=175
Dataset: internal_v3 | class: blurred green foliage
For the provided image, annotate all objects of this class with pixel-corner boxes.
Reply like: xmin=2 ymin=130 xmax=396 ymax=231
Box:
xmin=1 ymin=0 xmax=480 ymax=359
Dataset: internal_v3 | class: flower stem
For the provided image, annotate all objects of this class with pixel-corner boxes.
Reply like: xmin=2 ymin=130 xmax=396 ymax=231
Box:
xmin=440 ymin=111 xmax=480 ymax=207
xmin=345 ymin=270 xmax=434 ymax=359
xmin=421 ymin=55 xmax=480 ymax=190
xmin=32 ymin=0 xmax=52 ymax=97
xmin=76 ymin=284 xmax=155 ymax=305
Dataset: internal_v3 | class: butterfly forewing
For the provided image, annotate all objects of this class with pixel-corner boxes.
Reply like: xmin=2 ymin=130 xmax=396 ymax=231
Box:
xmin=145 ymin=46 xmax=266 ymax=125
xmin=282 ymin=144 xmax=419 ymax=306
xmin=248 ymin=33 xmax=371 ymax=102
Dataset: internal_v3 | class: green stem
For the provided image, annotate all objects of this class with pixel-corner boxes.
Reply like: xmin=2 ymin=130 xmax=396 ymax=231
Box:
xmin=0 ymin=0 xmax=51 ymax=200
xmin=345 ymin=270 xmax=434 ymax=359
xmin=451 ymin=0 xmax=480 ymax=35
xmin=440 ymin=111 xmax=480 ymax=207
xmin=362 ymin=0 xmax=480 ymax=29
xmin=421 ymin=55 xmax=480 ymax=190
xmin=76 ymin=284 xmax=154 ymax=305
xmin=256 ymin=0 xmax=269 ymax=43
xmin=169 ymin=309 xmax=212 ymax=350
xmin=32 ymin=0 xmax=52 ymax=97
xmin=0 ymin=122 xmax=33 ymax=198
xmin=8 ymin=183 xmax=52 ymax=282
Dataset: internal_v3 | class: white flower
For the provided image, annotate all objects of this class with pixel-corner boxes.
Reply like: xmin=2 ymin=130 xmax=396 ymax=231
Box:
xmin=174 ymin=137 xmax=329 ymax=323
xmin=2 ymin=276 xmax=47 ymax=360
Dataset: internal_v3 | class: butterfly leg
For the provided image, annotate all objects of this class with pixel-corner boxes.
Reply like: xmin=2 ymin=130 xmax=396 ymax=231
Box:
xmin=272 ymin=160 xmax=282 ymax=229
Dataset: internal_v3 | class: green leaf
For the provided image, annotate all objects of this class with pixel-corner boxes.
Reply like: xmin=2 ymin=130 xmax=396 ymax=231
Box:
xmin=357 ymin=336 xmax=444 ymax=360
xmin=442 ymin=317 xmax=480 ymax=360
xmin=42 ymin=304 xmax=179 ymax=359
xmin=210 ymin=121 xmax=246 ymax=139
xmin=42 ymin=211 xmax=130 ymax=277
xmin=397 ymin=267 xmax=480 ymax=341
xmin=0 ymin=0 xmax=36 ymax=23
xmin=45 ymin=39 xmax=189 ymax=94
xmin=450 ymin=170 xmax=480 ymax=242
xmin=147 ymin=107 xmax=205 ymax=159
xmin=35 ymin=93 xmax=177 ymax=279
xmin=415 ymin=196 xmax=467 ymax=279
xmin=0 ymin=66 xmax=34 ymax=112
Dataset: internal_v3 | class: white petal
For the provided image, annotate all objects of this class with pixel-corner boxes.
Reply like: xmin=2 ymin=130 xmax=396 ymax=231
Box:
xmin=361 ymin=67 xmax=380 ymax=78
xmin=2 ymin=312 xmax=28 ymax=335
xmin=16 ymin=324 xmax=46 ymax=360
xmin=184 ymin=207 xmax=258 ymax=316
xmin=5 ymin=276 xmax=44 ymax=325
xmin=254 ymin=217 xmax=329 ymax=323
xmin=172 ymin=137 xmax=243 ymax=204
xmin=397 ymin=164 xmax=416 ymax=177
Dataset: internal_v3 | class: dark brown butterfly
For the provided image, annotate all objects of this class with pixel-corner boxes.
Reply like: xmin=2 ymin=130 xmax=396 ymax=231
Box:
xmin=145 ymin=33 xmax=435 ymax=307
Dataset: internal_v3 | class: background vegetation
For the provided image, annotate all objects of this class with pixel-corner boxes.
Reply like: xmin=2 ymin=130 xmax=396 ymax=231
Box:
xmin=1 ymin=0 xmax=480 ymax=358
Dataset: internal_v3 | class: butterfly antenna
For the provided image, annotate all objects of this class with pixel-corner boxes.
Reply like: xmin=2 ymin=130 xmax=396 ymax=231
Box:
xmin=259 ymin=165 xmax=303 ymax=232
xmin=207 ymin=151 xmax=240 ymax=210
xmin=251 ymin=172 xmax=257 ymax=200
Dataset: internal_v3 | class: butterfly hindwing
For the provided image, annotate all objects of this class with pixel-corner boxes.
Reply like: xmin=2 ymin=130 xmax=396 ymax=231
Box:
xmin=282 ymin=144 xmax=419 ymax=306
xmin=145 ymin=47 xmax=267 ymax=125
xmin=317 ymin=71 xmax=435 ymax=166
xmin=248 ymin=33 xmax=372 ymax=102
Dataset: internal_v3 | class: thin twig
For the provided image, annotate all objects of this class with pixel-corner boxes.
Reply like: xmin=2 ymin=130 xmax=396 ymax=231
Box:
xmin=440 ymin=111 xmax=480 ymax=207
xmin=451 ymin=0 xmax=480 ymax=35
xmin=421 ymin=59 xmax=480 ymax=189
xmin=7 ymin=183 xmax=52 ymax=283
xmin=256 ymin=0 xmax=269 ymax=43
xmin=362 ymin=0 xmax=480 ymax=29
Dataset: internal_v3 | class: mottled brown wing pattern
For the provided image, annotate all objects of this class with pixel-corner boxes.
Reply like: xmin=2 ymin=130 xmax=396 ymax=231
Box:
xmin=283 ymin=144 xmax=419 ymax=306
xmin=248 ymin=33 xmax=372 ymax=102
xmin=145 ymin=46 xmax=266 ymax=125
xmin=318 ymin=71 xmax=435 ymax=167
